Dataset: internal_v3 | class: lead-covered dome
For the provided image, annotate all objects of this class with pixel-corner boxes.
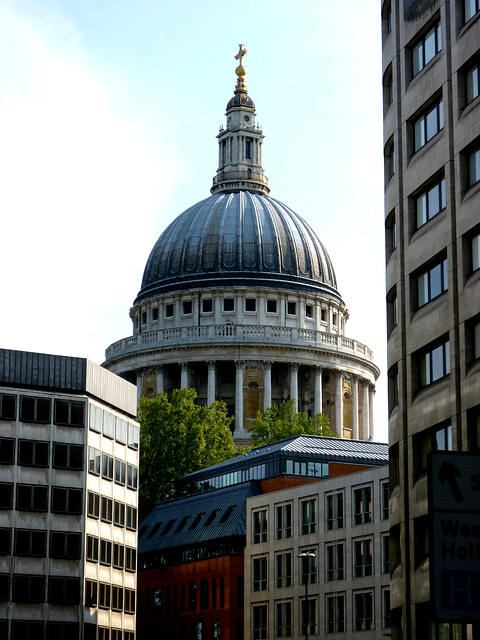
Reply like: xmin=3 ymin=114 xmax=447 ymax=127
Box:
xmin=135 ymin=190 xmax=343 ymax=305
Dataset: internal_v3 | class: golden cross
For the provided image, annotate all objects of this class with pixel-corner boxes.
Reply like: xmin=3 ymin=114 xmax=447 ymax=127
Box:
xmin=235 ymin=44 xmax=247 ymax=66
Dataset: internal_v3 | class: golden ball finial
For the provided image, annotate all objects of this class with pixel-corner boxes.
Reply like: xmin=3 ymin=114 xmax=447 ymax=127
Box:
xmin=234 ymin=44 xmax=248 ymax=93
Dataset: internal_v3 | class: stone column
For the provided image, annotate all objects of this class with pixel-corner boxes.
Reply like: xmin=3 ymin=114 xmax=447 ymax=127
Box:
xmin=156 ymin=366 xmax=164 ymax=394
xmin=352 ymin=374 xmax=359 ymax=440
xmin=369 ymin=385 xmax=375 ymax=440
xmin=363 ymin=381 xmax=370 ymax=441
xmin=335 ymin=370 xmax=345 ymax=436
xmin=290 ymin=363 xmax=299 ymax=411
xmin=180 ymin=362 xmax=189 ymax=389
xmin=207 ymin=361 xmax=216 ymax=405
xmin=136 ymin=371 xmax=143 ymax=407
xmin=313 ymin=365 xmax=323 ymax=416
xmin=263 ymin=361 xmax=273 ymax=410
xmin=235 ymin=360 xmax=245 ymax=436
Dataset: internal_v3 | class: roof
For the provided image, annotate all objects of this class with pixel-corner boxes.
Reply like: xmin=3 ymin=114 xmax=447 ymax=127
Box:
xmin=180 ymin=435 xmax=389 ymax=485
xmin=135 ymin=191 xmax=342 ymax=303
xmin=0 ymin=348 xmax=137 ymax=417
xmin=139 ymin=481 xmax=263 ymax=555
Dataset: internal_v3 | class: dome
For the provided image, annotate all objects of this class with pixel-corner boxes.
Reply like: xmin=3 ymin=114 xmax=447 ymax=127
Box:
xmin=226 ymin=92 xmax=255 ymax=113
xmin=135 ymin=190 xmax=343 ymax=305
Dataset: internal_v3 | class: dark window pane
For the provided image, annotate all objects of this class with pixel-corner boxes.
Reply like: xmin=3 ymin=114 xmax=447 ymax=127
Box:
xmin=36 ymin=398 xmax=51 ymax=422
xmin=55 ymin=400 xmax=70 ymax=425
xmin=0 ymin=438 xmax=14 ymax=464
xmin=70 ymin=402 xmax=85 ymax=426
xmin=53 ymin=443 xmax=68 ymax=468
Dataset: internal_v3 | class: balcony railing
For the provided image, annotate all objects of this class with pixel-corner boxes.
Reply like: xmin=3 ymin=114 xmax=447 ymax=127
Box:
xmin=105 ymin=324 xmax=374 ymax=362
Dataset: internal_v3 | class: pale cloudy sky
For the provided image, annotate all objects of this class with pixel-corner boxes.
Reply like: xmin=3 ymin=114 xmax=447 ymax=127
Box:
xmin=0 ymin=0 xmax=387 ymax=442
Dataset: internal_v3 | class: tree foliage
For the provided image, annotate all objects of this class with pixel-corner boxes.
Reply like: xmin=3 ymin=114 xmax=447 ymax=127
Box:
xmin=247 ymin=399 xmax=336 ymax=447
xmin=138 ymin=388 xmax=237 ymax=521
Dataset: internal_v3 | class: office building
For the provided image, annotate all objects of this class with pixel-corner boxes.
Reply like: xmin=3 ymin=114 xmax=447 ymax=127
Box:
xmin=0 ymin=349 xmax=139 ymax=640
xmin=382 ymin=1 xmax=480 ymax=637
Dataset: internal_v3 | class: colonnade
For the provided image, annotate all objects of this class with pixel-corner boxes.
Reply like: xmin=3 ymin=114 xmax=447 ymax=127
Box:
xmin=137 ymin=360 xmax=375 ymax=441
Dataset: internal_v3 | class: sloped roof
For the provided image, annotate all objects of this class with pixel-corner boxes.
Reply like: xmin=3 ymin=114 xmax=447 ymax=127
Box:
xmin=180 ymin=435 xmax=388 ymax=485
xmin=139 ymin=481 xmax=262 ymax=555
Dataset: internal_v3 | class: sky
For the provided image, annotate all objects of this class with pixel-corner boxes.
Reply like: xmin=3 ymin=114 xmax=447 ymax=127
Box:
xmin=0 ymin=0 xmax=388 ymax=442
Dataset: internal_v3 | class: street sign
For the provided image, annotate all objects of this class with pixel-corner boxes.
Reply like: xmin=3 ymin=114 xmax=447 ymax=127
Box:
xmin=429 ymin=451 xmax=480 ymax=621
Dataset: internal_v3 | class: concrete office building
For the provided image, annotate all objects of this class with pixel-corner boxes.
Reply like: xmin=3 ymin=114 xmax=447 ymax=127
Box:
xmin=104 ymin=46 xmax=379 ymax=443
xmin=382 ymin=0 xmax=480 ymax=638
xmin=0 ymin=349 xmax=140 ymax=640
xmin=244 ymin=465 xmax=391 ymax=639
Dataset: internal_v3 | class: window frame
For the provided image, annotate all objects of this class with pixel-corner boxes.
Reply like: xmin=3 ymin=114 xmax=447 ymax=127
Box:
xmin=275 ymin=551 xmax=292 ymax=588
xmin=415 ymin=257 xmax=448 ymax=309
xmin=353 ymin=485 xmax=372 ymax=525
xmin=326 ymin=592 xmax=346 ymax=634
xmin=413 ymin=97 xmax=444 ymax=152
xmin=354 ymin=590 xmax=374 ymax=631
xmin=411 ymin=20 xmax=442 ymax=78
xmin=418 ymin=338 xmax=451 ymax=388
xmin=415 ymin=177 xmax=446 ymax=229
xmin=326 ymin=541 xmax=345 ymax=582
xmin=300 ymin=498 xmax=317 ymax=535
xmin=253 ymin=509 xmax=268 ymax=544
xmin=252 ymin=555 xmax=268 ymax=592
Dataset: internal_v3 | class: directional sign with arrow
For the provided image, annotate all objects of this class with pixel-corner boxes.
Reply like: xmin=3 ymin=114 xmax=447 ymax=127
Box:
xmin=429 ymin=451 xmax=480 ymax=621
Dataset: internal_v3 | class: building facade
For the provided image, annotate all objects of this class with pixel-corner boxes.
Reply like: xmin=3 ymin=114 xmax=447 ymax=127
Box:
xmin=382 ymin=1 xmax=480 ymax=638
xmin=104 ymin=46 xmax=379 ymax=442
xmin=0 ymin=349 xmax=140 ymax=640
xmin=136 ymin=435 xmax=389 ymax=640
xmin=244 ymin=465 xmax=391 ymax=639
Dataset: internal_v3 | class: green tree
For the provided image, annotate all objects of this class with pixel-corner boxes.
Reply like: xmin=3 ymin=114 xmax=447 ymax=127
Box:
xmin=248 ymin=399 xmax=336 ymax=447
xmin=138 ymin=388 xmax=236 ymax=520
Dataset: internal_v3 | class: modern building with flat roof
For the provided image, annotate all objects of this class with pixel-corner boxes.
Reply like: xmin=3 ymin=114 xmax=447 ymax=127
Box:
xmin=0 ymin=349 xmax=140 ymax=640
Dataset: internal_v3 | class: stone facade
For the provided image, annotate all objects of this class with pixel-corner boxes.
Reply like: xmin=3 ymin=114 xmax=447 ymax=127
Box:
xmin=104 ymin=46 xmax=379 ymax=442
xmin=383 ymin=1 xmax=480 ymax=638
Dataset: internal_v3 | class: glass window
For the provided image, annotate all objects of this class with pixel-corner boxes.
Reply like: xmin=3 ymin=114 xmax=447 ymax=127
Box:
xmin=326 ymin=593 xmax=345 ymax=633
xmin=50 ymin=531 xmax=81 ymax=559
xmin=86 ymin=535 xmax=99 ymax=562
xmin=87 ymin=491 xmax=100 ymax=518
xmin=419 ymin=339 xmax=450 ymax=387
xmin=88 ymin=447 xmax=101 ymax=475
xmin=253 ymin=509 xmax=267 ymax=544
xmin=252 ymin=556 xmax=268 ymax=591
xmin=127 ymin=464 xmax=138 ymax=490
xmin=0 ymin=438 xmax=14 ymax=465
xmin=115 ymin=459 xmax=126 ymax=485
xmin=89 ymin=404 xmax=102 ymax=432
xmin=275 ymin=601 xmax=292 ymax=638
xmin=287 ymin=301 xmax=296 ymax=315
xmin=102 ymin=454 xmax=114 ymax=480
xmin=465 ymin=0 xmax=480 ymax=23
xmin=416 ymin=178 xmax=446 ymax=228
xmin=354 ymin=486 xmax=372 ymax=524
xmin=223 ymin=298 xmax=234 ymax=312
xmin=128 ymin=423 xmax=139 ymax=450
xmin=0 ymin=394 xmax=16 ymax=420
xmin=325 ymin=491 xmax=344 ymax=530
xmin=267 ymin=299 xmax=277 ymax=313
xmin=17 ymin=484 xmax=48 ymax=512
xmin=53 ymin=443 xmax=83 ymax=470
xmin=466 ymin=62 xmax=480 ymax=104
xmin=301 ymin=499 xmax=317 ymax=534
xmin=183 ymin=300 xmax=192 ymax=315
xmin=18 ymin=440 xmax=49 ymax=467
xmin=468 ymin=148 xmax=480 ymax=188
xmin=202 ymin=299 xmax=213 ymax=313
xmin=414 ymin=98 xmax=443 ymax=152
xmin=381 ymin=481 xmax=389 ymax=520
xmin=165 ymin=303 xmax=174 ymax=318
xmin=299 ymin=550 xmax=317 ymax=585
xmin=354 ymin=538 xmax=373 ymax=578
xmin=300 ymin=598 xmax=317 ymax=636
xmin=276 ymin=552 xmax=292 ymax=588
xmin=103 ymin=411 xmax=115 ymax=438
xmin=305 ymin=304 xmax=313 ymax=318
xmin=383 ymin=588 xmax=391 ymax=629
xmin=276 ymin=503 xmax=292 ymax=539
xmin=253 ymin=604 xmax=267 ymax=640
xmin=412 ymin=22 xmax=441 ymax=76
xmin=54 ymin=400 xmax=84 ymax=427
xmin=326 ymin=542 xmax=345 ymax=581
xmin=245 ymin=298 xmax=256 ymax=312
xmin=417 ymin=258 xmax=448 ymax=307
xmin=51 ymin=487 xmax=82 ymax=514
xmin=14 ymin=529 xmax=46 ymax=557
xmin=20 ymin=396 xmax=51 ymax=423
xmin=354 ymin=591 xmax=374 ymax=631
xmin=382 ymin=534 xmax=391 ymax=574
xmin=116 ymin=418 xmax=127 ymax=444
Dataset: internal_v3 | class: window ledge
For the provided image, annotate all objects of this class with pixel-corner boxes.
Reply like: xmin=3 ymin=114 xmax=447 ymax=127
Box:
xmin=458 ymin=11 xmax=480 ymax=39
xmin=462 ymin=178 xmax=480 ymax=204
xmin=411 ymin=290 xmax=448 ymax=324
xmin=410 ymin=206 xmax=446 ymax=244
xmin=412 ymin=374 xmax=451 ymax=405
xmin=466 ymin=357 xmax=480 ymax=378
xmin=460 ymin=94 xmax=480 ymax=120
xmin=407 ymin=52 xmax=442 ymax=91
xmin=409 ymin=128 xmax=445 ymax=165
